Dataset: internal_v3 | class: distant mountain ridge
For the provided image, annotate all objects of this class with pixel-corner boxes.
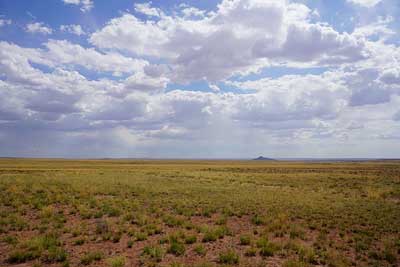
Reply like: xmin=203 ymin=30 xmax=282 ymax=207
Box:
xmin=253 ymin=156 xmax=275 ymax=161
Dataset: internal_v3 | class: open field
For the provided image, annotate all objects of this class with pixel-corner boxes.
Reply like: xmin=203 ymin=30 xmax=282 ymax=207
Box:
xmin=0 ymin=159 xmax=399 ymax=267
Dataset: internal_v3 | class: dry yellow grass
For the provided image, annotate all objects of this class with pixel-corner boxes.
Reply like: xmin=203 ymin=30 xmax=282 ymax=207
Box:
xmin=0 ymin=159 xmax=399 ymax=266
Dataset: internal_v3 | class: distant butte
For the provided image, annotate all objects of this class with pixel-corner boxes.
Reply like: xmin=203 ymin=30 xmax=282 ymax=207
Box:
xmin=253 ymin=156 xmax=275 ymax=161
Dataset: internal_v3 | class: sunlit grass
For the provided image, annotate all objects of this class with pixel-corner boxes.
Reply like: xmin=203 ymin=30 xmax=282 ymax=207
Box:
xmin=0 ymin=158 xmax=399 ymax=266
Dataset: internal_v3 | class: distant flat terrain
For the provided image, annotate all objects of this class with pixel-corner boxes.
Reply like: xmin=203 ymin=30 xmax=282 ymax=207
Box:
xmin=0 ymin=159 xmax=399 ymax=266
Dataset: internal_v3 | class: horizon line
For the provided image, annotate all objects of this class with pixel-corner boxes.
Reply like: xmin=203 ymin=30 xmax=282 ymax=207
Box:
xmin=1 ymin=156 xmax=400 ymax=161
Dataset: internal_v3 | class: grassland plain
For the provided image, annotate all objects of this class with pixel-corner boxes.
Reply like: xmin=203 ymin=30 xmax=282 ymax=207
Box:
xmin=0 ymin=159 xmax=399 ymax=267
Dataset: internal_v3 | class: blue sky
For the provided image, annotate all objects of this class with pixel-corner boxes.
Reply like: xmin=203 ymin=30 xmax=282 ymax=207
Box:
xmin=0 ymin=0 xmax=400 ymax=158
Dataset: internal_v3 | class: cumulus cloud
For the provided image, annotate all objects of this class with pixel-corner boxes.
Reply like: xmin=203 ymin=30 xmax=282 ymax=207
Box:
xmin=90 ymin=0 xmax=368 ymax=82
xmin=380 ymin=68 xmax=400 ymax=85
xmin=134 ymin=2 xmax=163 ymax=17
xmin=43 ymin=40 xmax=148 ymax=75
xmin=393 ymin=110 xmax=400 ymax=121
xmin=86 ymin=94 xmax=148 ymax=121
xmin=353 ymin=16 xmax=395 ymax=41
xmin=209 ymin=84 xmax=220 ymax=91
xmin=62 ymin=0 xmax=93 ymax=12
xmin=90 ymin=14 xmax=169 ymax=57
xmin=60 ymin=24 xmax=85 ymax=35
xmin=347 ymin=0 xmax=383 ymax=8
xmin=0 ymin=40 xmax=149 ymax=77
xmin=229 ymin=73 xmax=349 ymax=124
xmin=26 ymin=22 xmax=52 ymax=34
xmin=0 ymin=18 xmax=11 ymax=27
xmin=124 ymin=72 xmax=169 ymax=92
xmin=181 ymin=6 xmax=206 ymax=18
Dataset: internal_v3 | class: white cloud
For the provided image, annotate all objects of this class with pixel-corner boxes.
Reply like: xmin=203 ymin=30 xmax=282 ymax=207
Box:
xmin=353 ymin=16 xmax=395 ymax=41
xmin=393 ymin=110 xmax=400 ymax=121
xmin=43 ymin=40 xmax=148 ymax=75
xmin=5 ymin=39 xmax=350 ymax=133
xmin=347 ymin=0 xmax=383 ymax=8
xmin=90 ymin=0 xmax=368 ymax=83
xmin=124 ymin=72 xmax=169 ymax=91
xmin=229 ymin=73 xmax=349 ymax=124
xmin=62 ymin=0 xmax=93 ymax=12
xmin=134 ymin=2 xmax=163 ymax=17
xmin=209 ymin=84 xmax=221 ymax=91
xmin=60 ymin=24 xmax=85 ymax=35
xmin=181 ymin=6 xmax=206 ymax=18
xmin=0 ymin=40 xmax=150 ymax=78
xmin=0 ymin=19 xmax=11 ymax=27
xmin=25 ymin=22 xmax=52 ymax=34
xmin=86 ymin=94 xmax=148 ymax=121
xmin=90 ymin=14 xmax=169 ymax=57
xmin=380 ymin=68 xmax=400 ymax=85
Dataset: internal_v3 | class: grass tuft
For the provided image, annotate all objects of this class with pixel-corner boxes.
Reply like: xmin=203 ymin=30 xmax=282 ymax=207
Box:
xmin=218 ymin=250 xmax=239 ymax=264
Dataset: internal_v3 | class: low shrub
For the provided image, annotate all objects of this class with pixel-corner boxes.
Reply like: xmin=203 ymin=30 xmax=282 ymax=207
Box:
xmin=218 ymin=250 xmax=239 ymax=264
xmin=245 ymin=247 xmax=257 ymax=257
xmin=107 ymin=256 xmax=125 ymax=267
xmin=240 ymin=235 xmax=251 ymax=245
xmin=185 ymin=235 xmax=197 ymax=244
xmin=80 ymin=251 xmax=103 ymax=265
xmin=168 ymin=240 xmax=185 ymax=256
xmin=142 ymin=246 xmax=164 ymax=262
xmin=194 ymin=244 xmax=206 ymax=256
xmin=251 ymin=215 xmax=264 ymax=225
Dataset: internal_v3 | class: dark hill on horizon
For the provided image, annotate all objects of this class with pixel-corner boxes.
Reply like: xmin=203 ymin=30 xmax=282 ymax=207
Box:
xmin=253 ymin=156 xmax=276 ymax=161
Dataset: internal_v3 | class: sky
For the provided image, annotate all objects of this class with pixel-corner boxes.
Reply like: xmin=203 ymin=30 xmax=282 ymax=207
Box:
xmin=0 ymin=0 xmax=399 ymax=158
